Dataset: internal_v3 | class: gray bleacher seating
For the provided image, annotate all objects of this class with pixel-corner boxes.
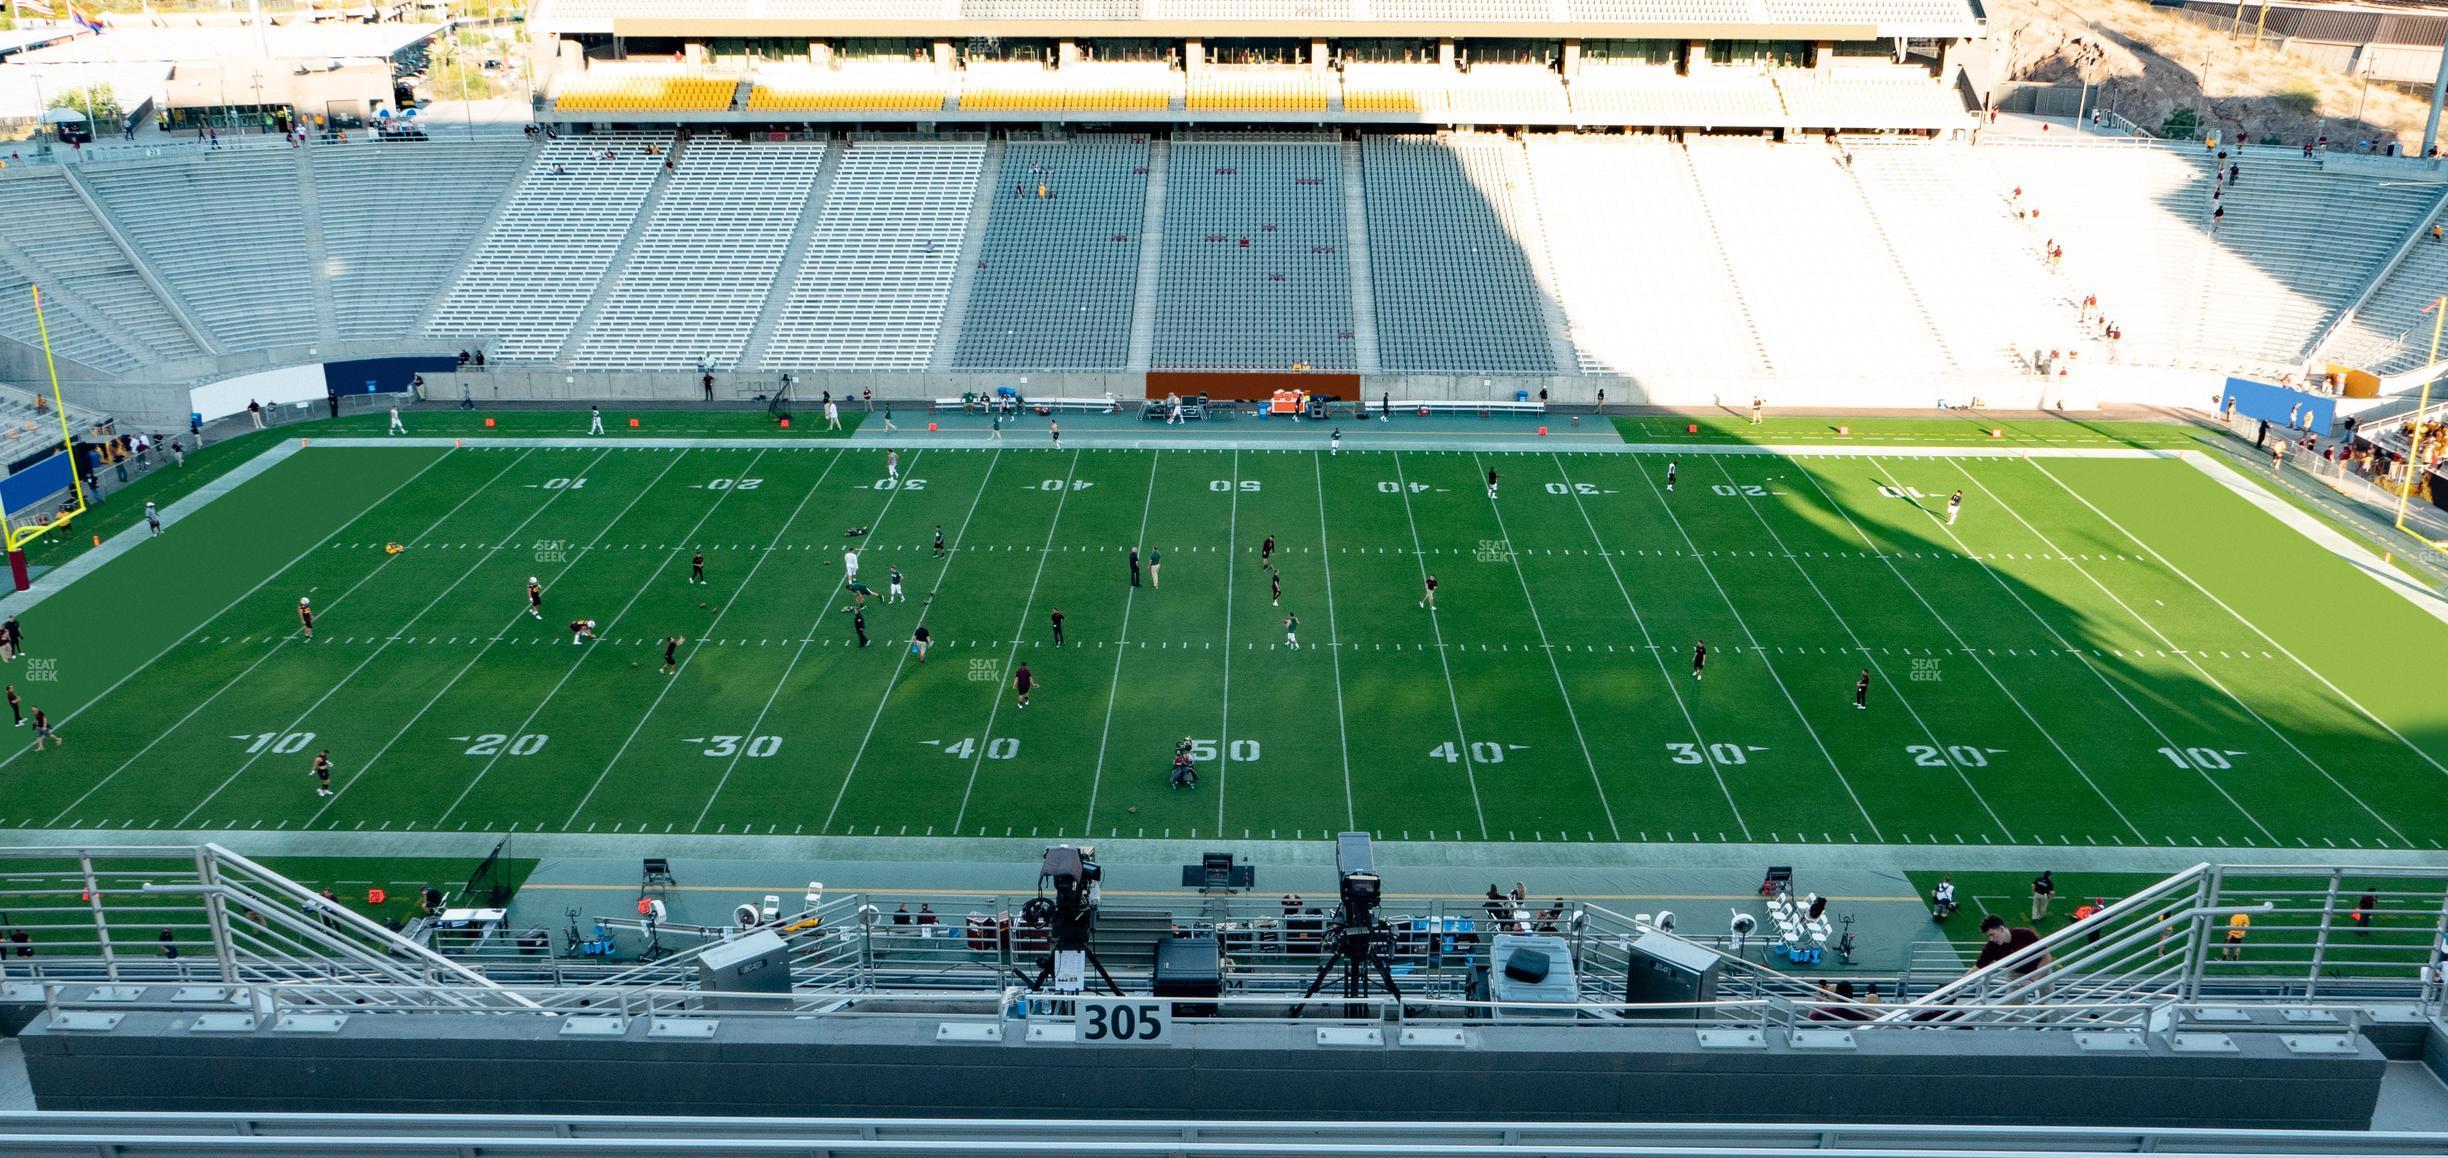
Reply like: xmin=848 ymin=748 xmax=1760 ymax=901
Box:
xmin=0 ymin=169 xmax=200 ymax=371
xmin=952 ymin=137 xmax=1148 ymax=371
xmin=426 ymin=130 xmax=675 ymax=362
xmin=1362 ymin=135 xmax=1556 ymax=375
xmin=1686 ymin=138 xmax=1952 ymax=374
xmin=313 ymin=140 xmax=532 ymax=343
xmin=759 ymin=140 xmax=984 ymax=370
xmin=1979 ymin=142 xmax=2438 ymax=373
xmin=574 ymin=138 xmax=829 ymax=370
xmin=1522 ymin=136 xmax=1766 ymax=376
xmin=1152 ymin=138 xmax=1355 ymax=371
xmin=80 ymin=150 xmax=319 ymax=352
xmin=2199 ymin=151 xmax=2437 ymax=368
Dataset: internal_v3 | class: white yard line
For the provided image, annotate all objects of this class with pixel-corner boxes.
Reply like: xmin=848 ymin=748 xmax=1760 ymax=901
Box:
xmin=1550 ymin=453 xmax=1766 ymax=841
xmin=0 ymin=436 xmax=304 ymax=618
xmin=950 ymin=451 xmax=1084 ymax=836
xmin=1471 ymin=452 xmax=1621 ymax=842
xmin=1215 ymin=450 xmax=1241 ymax=835
xmin=2182 ymin=450 xmax=2448 ymax=626
xmin=1391 ymin=452 xmax=1490 ymax=841
xmin=691 ymin=450 xmax=923 ymax=830
xmin=302 ymin=435 xmax=2186 ymax=458
xmin=819 ymin=451 xmax=1005 ymax=833
xmin=1313 ymin=454 xmax=1357 ymax=828
xmin=1080 ymin=452 xmax=1164 ymax=834
xmin=1622 ymin=458 xmax=1890 ymax=840
xmin=318 ymin=447 xmax=688 ymax=826
xmin=0 ymin=446 xmax=458 ymax=782
xmin=1791 ymin=458 xmax=2155 ymax=846
xmin=171 ymin=448 xmax=601 ymax=828
xmin=549 ymin=449 xmax=835 ymax=829
xmin=1701 ymin=455 xmax=2017 ymax=842
xmin=1999 ymin=461 xmax=2424 ymax=842
xmin=1871 ymin=456 xmax=2287 ymax=846
xmin=41 ymin=448 xmax=534 ymax=824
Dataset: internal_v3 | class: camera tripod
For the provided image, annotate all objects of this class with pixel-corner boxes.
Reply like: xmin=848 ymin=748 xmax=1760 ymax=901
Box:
xmin=1294 ymin=919 xmax=1401 ymax=1018
xmin=1016 ymin=896 xmax=1121 ymax=996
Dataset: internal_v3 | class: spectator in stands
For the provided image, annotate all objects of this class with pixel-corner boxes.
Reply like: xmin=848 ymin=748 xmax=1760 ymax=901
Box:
xmin=473 ymin=351 xmax=485 ymax=368
xmin=892 ymin=903 xmax=911 ymax=927
xmin=703 ymin=373 xmax=715 ymax=401
xmin=1973 ymin=915 xmax=2048 ymax=981
xmin=2229 ymin=162 xmax=2240 ymax=185
xmin=159 ymin=928 xmax=178 ymax=959
xmin=457 ymin=351 xmax=470 ymax=369
xmin=916 ymin=904 xmax=939 ymax=930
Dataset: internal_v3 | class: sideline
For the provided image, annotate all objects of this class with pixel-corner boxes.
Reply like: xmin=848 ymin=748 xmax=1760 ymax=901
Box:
xmin=0 ymin=438 xmax=301 ymax=617
xmin=3 ymin=826 xmax=2441 ymax=874
xmin=302 ymin=435 xmax=2177 ymax=458
xmin=2181 ymin=449 xmax=2448 ymax=630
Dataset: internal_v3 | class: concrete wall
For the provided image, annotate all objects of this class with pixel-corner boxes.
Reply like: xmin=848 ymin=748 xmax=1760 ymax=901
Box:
xmin=17 ymin=1008 xmax=2386 ymax=1128
xmin=421 ymin=365 xmax=2211 ymax=413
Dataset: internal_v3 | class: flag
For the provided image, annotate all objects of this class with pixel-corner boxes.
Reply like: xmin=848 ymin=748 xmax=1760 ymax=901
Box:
xmin=14 ymin=0 xmax=58 ymax=18
xmin=66 ymin=1 xmax=102 ymax=31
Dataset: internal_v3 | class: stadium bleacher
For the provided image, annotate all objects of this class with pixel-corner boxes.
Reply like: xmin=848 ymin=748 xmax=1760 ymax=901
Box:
xmin=0 ymin=170 xmax=202 ymax=371
xmin=749 ymin=67 xmax=949 ymax=113
xmin=2327 ymin=214 xmax=2448 ymax=374
xmin=1566 ymin=65 xmax=1786 ymax=128
xmin=15 ymin=126 xmax=2448 ymax=390
xmin=1686 ymin=137 xmax=1953 ymax=375
xmin=1444 ymin=66 xmax=1572 ymax=122
xmin=425 ymin=130 xmax=676 ymax=362
xmin=1185 ymin=70 xmax=1331 ymax=113
xmin=312 ymin=140 xmax=534 ymax=344
xmin=957 ymin=64 xmax=1176 ymax=113
xmin=757 ymin=140 xmax=985 ymax=370
xmin=571 ymin=138 xmax=830 ymax=371
xmin=1152 ymin=137 xmax=1355 ymax=371
xmin=951 ymin=136 xmax=1149 ymax=371
xmin=79 ymin=150 xmax=320 ymax=353
xmin=554 ymin=72 xmax=739 ymax=114
xmin=2194 ymin=151 xmax=2438 ymax=369
xmin=1771 ymin=65 xmax=1970 ymax=131
xmin=1844 ymin=141 xmax=2073 ymax=371
xmin=1522 ymin=135 xmax=1768 ymax=376
xmin=1362 ymin=135 xmax=1558 ymax=374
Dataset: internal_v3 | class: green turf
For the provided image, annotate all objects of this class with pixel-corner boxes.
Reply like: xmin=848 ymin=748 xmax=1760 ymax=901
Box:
xmin=9 ymin=441 xmax=2448 ymax=851
xmin=309 ymin=408 xmax=866 ymax=439
xmin=1902 ymin=869 xmax=2448 ymax=977
xmin=19 ymin=426 xmax=297 ymax=571
xmin=0 ymin=854 xmax=537 ymax=952
xmin=1608 ymin=415 xmax=2209 ymax=449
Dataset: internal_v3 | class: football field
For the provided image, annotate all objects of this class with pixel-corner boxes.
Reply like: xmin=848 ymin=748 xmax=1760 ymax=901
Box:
xmin=11 ymin=428 xmax=2448 ymax=853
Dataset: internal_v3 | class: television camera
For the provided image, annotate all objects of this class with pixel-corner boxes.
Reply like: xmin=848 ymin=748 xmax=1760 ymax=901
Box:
xmin=1022 ymin=844 xmax=1120 ymax=995
xmin=1296 ymin=832 xmax=1402 ymax=1015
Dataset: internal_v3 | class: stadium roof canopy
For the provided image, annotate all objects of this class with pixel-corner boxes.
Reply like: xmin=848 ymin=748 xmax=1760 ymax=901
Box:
xmin=538 ymin=0 xmax=1982 ymax=44
xmin=9 ymin=22 xmax=442 ymax=64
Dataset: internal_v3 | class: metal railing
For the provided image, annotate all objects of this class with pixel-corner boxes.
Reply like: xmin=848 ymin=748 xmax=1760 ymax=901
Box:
xmin=1 ymin=1112 xmax=2442 ymax=1156
xmin=1885 ymin=863 xmax=2448 ymax=1026
xmin=5 ymin=848 xmax=2442 ymax=1031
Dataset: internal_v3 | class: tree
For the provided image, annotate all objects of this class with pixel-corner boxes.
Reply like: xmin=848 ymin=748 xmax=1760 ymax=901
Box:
xmin=47 ymin=84 xmax=124 ymax=131
xmin=2159 ymin=106 xmax=2200 ymax=140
